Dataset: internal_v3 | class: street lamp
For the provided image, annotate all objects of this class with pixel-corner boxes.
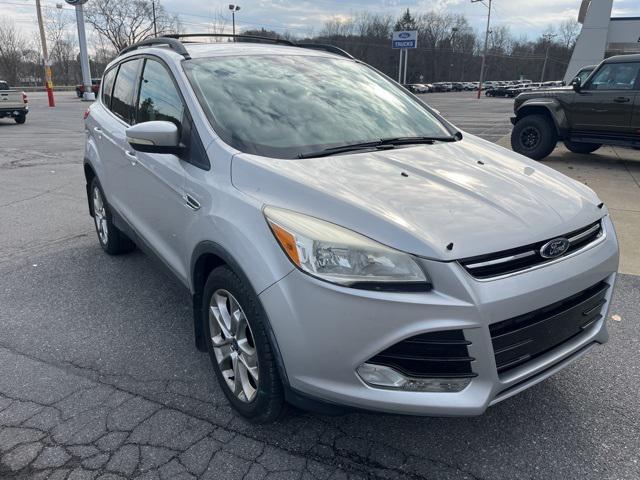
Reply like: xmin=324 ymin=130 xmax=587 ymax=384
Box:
xmin=229 ymin=4 xmax=241 ymax=39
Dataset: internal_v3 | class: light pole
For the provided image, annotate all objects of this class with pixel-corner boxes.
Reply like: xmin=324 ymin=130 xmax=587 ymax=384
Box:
xmin=65 ymin=0 xmax=93 ymax=101
xmin=229 ymin=4 xmax=240 ymax=39
xmin=471 ymin=0 xmax=492 ymax=99
xmin=540 ymin=33 xmax=557 ymax=82
xmin=449 ymin=27 xmax=459 ymax=82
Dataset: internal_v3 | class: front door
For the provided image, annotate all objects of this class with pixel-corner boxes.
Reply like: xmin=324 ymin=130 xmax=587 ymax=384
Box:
xmin=568 ymin=61 xmax=640 ymax=135
xmin=122 ymin=58 xmax=190 ymax=284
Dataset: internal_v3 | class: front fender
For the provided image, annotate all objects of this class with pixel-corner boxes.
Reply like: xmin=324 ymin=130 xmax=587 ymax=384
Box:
xmin=515 ymin=98 xmax=569 ymax=135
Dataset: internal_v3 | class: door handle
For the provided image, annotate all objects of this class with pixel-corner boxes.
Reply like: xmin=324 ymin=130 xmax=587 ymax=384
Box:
xmin=183 ymin=194 xmax=201 ymax=211
xmin=614 ymin=97 xmax=630 ymax=103
xmin=125 ymin=150 xmax=137 ymax=165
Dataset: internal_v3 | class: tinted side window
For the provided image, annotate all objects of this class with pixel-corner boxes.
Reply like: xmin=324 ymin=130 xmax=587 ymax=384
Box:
xmin=111 ymin=60 xmax=141 ymax=123
xmin=137 ymin=59 xmax=184 ymax=130
xmin=101 ymin=67 xmax=117 ymax=108
xmin=587 ymin=63 xmax=640 ymax=91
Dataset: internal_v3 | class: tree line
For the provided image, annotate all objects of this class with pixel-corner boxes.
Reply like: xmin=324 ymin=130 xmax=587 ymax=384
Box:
xmin=0 ymin=4 xmax=579 ymax=87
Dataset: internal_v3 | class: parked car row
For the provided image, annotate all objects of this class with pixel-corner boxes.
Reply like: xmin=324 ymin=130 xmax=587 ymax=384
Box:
xmin=485 ymin=80 xmax=565 ymax=98
xmin=403 ymin=81 xmax=479 ymax=93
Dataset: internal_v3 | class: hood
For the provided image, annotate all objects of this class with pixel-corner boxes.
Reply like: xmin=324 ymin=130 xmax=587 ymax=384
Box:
xmin=231 ymin=135 xmax=605 ymax=260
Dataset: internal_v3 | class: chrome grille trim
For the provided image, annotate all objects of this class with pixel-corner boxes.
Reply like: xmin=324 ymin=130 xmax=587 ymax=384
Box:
xmin=459 ymin=220 xmax=606 ymax=282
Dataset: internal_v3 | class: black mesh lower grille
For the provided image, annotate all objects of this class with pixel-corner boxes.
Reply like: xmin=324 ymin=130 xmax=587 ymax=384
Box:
xmin=367 ymin=330 xmax=477 ymax=379
xmin=490 ymin=282 xmax=609 ymax=374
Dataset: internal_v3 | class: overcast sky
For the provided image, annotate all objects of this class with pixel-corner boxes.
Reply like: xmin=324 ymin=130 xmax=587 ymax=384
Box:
xmin=3 ymin=0 xmax=640 ymax=41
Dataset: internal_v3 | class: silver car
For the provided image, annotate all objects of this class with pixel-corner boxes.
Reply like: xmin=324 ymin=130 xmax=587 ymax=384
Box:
xmin=84 ymin=35 xmax=619 ymax=423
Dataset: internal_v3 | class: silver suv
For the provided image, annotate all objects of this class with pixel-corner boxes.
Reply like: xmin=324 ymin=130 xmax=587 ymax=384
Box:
xmin=84 ymin=35 xmax=619 ymax=423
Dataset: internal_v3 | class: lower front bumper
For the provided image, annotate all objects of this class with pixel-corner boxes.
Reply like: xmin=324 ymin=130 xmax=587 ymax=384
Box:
xmin=259 ymin=216 xmax=619 ymax=416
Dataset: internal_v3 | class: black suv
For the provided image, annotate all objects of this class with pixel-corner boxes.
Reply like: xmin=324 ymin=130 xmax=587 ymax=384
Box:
xmin=511 ymin=54 xmax=640 ymax=160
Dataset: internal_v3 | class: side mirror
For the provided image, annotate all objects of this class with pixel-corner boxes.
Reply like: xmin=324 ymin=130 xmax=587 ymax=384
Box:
xmin=571 ymin=77 xmax=582 ymax=92
xmin=126 ymin=121 xmax=181 ymax=154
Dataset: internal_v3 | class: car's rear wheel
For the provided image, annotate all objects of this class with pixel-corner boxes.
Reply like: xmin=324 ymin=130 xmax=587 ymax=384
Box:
xmin=511 ymin=115 xmax=558 ymax=160
xmin=563 ymin=140 xmax=601 ymax=154
xmin=90 ymin=178 xmax=135 ymax=255
xmin=203 ymin=266 xmax=286 ymax=423
xmin=14 ymin=114 xmax=25 ymax=124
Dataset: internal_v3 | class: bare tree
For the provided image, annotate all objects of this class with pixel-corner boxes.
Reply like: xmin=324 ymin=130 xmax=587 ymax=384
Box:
xmin=559 ymin=19 xmax=580 ymax=49
xmin=208 ymin=7 xmax=228 ymax=40
xmin=0 ymin=19 xmax=24 ymax=85
xmin=85 ymin=0 xmax=179 ymax=52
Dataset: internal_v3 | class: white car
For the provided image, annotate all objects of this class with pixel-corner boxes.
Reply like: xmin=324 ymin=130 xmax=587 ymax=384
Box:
xmin=84 ymin=35 xmax=619 ymax=422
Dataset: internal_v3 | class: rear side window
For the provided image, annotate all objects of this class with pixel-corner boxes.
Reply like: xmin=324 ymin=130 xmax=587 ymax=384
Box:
xmin=111 ymin=59 xmax=142 ymax=123
xmin=137 ymin=59 xmax=184 ymax=130
xmin=101 ymin=68 xmax=117 ymax=108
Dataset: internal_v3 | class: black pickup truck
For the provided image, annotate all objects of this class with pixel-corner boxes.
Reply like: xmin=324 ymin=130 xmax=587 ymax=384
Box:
xmin=511 ymin=54 xmax=640 ymax=160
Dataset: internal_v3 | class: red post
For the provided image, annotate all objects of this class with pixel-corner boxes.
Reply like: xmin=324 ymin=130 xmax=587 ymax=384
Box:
xmin=45 ymin=65 xmax=55 ymax=107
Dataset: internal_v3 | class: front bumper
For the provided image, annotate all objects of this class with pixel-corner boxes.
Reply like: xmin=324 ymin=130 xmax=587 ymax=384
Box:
xmin=259 ymin=216 xmax=619 ymax=416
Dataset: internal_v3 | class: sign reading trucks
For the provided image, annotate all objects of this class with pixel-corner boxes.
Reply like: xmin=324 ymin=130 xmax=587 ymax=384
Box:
xmin=392 ymin=31 xmax=418 ymax=49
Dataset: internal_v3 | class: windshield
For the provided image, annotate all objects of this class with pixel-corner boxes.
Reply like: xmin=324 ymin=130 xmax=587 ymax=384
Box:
xmin=577 ymin=68 xmax=594 ymax=84
xmin=183 ymin=55 xmax=452 ymax=159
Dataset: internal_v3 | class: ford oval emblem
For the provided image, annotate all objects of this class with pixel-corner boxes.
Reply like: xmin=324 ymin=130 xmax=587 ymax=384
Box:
xmin=399 ymin=32 xmax=410 ymax=38
xmin=540 ymin=238 xmax=570 ymax=259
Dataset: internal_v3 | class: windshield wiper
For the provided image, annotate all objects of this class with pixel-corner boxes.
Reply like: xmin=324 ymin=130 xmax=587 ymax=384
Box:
xmin=379 ymin=135 xmax=460 ymax=145
xmin=297 ymin=134 xmax=460 ymax=159
xmin=297 ymin=141 xmax=395 ymax=159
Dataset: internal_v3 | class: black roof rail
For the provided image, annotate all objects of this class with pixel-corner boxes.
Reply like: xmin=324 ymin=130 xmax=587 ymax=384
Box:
xmin=163 ymin=33 xmax=296 ymax=47
xmin=119 ymin=34 xmax=355 ymax=61
xmin=119 ymin=37 xmax=191 ymax=59
xmin=296 ymin=43 xmax=354 ymax=59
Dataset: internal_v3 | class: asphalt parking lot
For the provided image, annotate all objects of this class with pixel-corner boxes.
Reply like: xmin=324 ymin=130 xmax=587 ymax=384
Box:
xmin=0 ymin=91 xmax=638 ymax=480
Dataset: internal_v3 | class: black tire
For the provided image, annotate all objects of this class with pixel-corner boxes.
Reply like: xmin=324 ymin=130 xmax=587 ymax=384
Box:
xmin=563 ymin=140 xmax=601 ymax=154
xmin=76 ymin=89 xmax=83 ymax=98
xmin=511 ymin=114 xmax=558 ymax=160
xmin=89 ymin=177 xmax=136 ymax=255
xmin=14 ymin=115 xmax=25 ymax=124
xmin=202 ymin=266 xmax=286 ymax=423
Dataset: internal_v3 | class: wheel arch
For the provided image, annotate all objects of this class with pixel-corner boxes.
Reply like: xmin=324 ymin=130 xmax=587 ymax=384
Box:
xmin=515 ymin=100 xmax=568 ymax=137
xmin=84 ymin=160 xmax=97 ymax=217
xmin=190 ymin=241 xmax=290 ymax=385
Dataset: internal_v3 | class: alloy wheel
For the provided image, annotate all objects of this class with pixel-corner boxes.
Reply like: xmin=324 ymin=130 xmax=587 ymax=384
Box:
xmin=92 ymin=186 xmax=109 ymax=245
xmin=520 ymin=126 xmax=541 ymax=150
xmin=209 ymin=289 xmax=259 ymax=402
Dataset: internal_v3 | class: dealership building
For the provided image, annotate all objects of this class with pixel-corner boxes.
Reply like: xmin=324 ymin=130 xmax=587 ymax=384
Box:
xmin=564 ymin=0 xmax=640 ymax=83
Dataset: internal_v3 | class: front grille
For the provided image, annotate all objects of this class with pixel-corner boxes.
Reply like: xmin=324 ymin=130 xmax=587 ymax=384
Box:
xmin=490 ymin=281 xmax=609 ymax=374
xmin=460 ymin=220 xmax=603 ymax=279
xmin=367 ymin=330 xmax=477 ymax=379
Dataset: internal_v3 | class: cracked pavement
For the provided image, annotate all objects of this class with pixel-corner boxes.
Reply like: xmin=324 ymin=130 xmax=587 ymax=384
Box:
xmin=0 ymin=92 xmax=638 ymax=480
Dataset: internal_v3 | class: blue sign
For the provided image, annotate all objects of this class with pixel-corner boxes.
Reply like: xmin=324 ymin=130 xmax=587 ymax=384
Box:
xmin=392 ymin=31 xmax=418 ymax=49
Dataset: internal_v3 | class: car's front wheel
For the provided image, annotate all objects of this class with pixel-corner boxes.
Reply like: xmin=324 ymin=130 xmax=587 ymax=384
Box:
xmin=563 ymin=140 xmax=601 ymax=154
xmin=511 ymin=115 xmax=558 ymax=160
xmin=203 ymin=266 xmax=286 ymax=423
xmin=90 ymin=178 xmax=135 ymax=255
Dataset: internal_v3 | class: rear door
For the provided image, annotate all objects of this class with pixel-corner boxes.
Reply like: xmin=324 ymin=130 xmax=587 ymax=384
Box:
xmin=98 ymin=58 xmax=143 ymax=216
xmin=569 ymin=61 xmax=640 ymax=135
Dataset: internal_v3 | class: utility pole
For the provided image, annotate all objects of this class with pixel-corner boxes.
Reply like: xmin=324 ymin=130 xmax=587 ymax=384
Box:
xmin=152 ymin=0 xmax=158 ymax=37
xmin=35 ymin=0 xmax=55 ymax=107
xmin=229 ymin=4 xmax=240 ymax=39
xmin=540 ymin=33 xmax=557 ymax=82
xmin=472 ymin=0 xmax=492 ymax=99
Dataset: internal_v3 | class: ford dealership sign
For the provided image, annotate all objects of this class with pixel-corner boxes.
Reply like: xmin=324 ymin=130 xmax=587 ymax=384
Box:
xmin=392 ymin=30 xmax=417 ymax=49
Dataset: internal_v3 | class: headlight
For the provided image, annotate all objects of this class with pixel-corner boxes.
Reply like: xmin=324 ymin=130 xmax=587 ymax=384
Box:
xmin=264 ymin=206 xmax=430 ymax=291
